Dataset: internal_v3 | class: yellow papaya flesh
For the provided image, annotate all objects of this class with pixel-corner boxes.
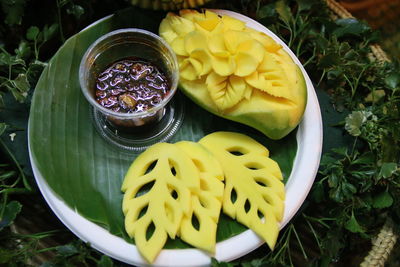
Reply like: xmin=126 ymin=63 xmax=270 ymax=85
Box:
xmin=159 ymin=10 xmax=307 ymax=140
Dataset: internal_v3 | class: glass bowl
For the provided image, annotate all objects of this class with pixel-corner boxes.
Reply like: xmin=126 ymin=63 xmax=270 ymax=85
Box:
xmin=79 ymin=28 xmax=183 ymax=151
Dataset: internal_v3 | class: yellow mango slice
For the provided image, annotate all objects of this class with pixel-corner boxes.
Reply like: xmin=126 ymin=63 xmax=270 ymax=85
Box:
xmin=246 ymin=28 xmax=282 ymax=53
xmin=223 ymin=30 xmax=248 ymax=54
xmin=175 ymin=141 xmax=224 ymax=252
xmin=121 ymin=143 xmax=200 ymax=263
xmin=221 ymin=14 xmax=246 ymax=31
xmin=245 ymin=52 xmax=293 ymax=100
xmin=159 ymin=9 xmax=307 ymax=139
xmin=184 ymin=30 xmax=209 ymax=53
xmin=159 ymin=12 xmax=195 ymax=43
xmin=179 ymin=49 xmax=212 ymax=80
xmin=206 ymin=72 xmax=247 ymax=111
xmin=171 ymin=37 xmax=188 ymax=56
xmin=234 ymin=52 xmax=259 ymax=77
xmin=199 ymin=132 xmax=285 ymax=250
xmin=179 ymin=57 xmax=202 ymax=81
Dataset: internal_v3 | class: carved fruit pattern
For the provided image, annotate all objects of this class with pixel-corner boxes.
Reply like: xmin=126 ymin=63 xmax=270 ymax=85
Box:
xmin=121 ymin=143 xmax=200 ymax=263
xmin=199 ymin=132 xmax=285 ymax=250
xmin=175 ymin=141 xmax=224 ymax=252
xmin=159 ymin=9 xmax=296 ymax=112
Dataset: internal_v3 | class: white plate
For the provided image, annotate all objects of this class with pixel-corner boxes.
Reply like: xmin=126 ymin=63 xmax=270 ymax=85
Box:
xmin=29 ymin=9 xmax=322 ymax=267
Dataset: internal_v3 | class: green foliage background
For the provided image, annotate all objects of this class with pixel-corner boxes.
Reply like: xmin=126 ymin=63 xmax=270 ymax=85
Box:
xmin=1 ymin=0 xmax=399 ymax=266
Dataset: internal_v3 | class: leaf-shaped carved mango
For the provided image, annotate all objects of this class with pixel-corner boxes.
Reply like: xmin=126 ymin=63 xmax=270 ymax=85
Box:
xmin=199 ymin=132 xmax=285 ymax=250
xmin=175 ymin=141 xmax=224 ymax=253
xmin=245 ymin=52 xmax=293 ymax=101
xmin=206 ymin=72 xmax=248 ymax=111
xmin=121 ymin=143 xmax=200 ymax=263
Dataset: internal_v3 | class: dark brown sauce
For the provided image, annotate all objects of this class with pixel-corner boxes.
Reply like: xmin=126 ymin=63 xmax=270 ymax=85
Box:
xmin=94 ymin=58 xmax=170 ymax=113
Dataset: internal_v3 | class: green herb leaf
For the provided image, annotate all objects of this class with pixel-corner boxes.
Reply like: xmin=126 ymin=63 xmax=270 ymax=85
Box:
xmin=56 ymin=244 xmax=79 ymax=257
xmin=311 ymin=182 xmax=325 ymax=203
xmin=26 ymin=26 xmax=40 ymax=41
xmin=0 ymin=201 xmax=22 ymax=231
xmin=384 ymin=73 xmax=400 ymax=90
xmin=42 ymin=24 xmax=59 ymax=42
xmin=372 ymin=191 xmax=393 ymax=209
xmin=344 ymin=211 xmax=364 ymax=234
xmin=345 ymin=110 xmax=372 ymax=136
xmin=0 ymin=170 xmax=16 ymax=181
xmin=12 ymin=73 xmax=30 ymax=93
xmin=275 ymin=0 xmax=293 ymax=25
xmin=379 ymin=163 xmax=398 ymax=179
xmin=318 ymin=52 xmax=341 ymax=68
xmin=14 ymin=41 xmax=31 ymax=59
xmin=97 ymin=255 xmax=114 ymax=267
xmin=333 ymin=18 xmax=370 ymax=38
xmin=296 ymin=0 xmax=319 ymax=12
xmin=257 ymin=3 xmax=276 ymax=20
xmin=331 ymin=147 xmax=348 ymax=157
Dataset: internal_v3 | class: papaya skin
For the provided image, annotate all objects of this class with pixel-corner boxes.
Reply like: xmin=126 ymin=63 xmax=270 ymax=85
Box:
xmin=179 ymin=65 xmax=307 ymax=140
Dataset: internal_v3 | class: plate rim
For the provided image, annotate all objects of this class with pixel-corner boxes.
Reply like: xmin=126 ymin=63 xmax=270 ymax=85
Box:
xmin=28 ymin=9 xmax=323 ymax=267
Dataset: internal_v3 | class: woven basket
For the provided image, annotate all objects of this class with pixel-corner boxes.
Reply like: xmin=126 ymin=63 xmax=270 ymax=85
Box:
xmin=338 ymin=0 xmax=400 ymax=58
xmin=338 ymin=0 xmax=400 ymax=31
xmin=326 ymin=1 xmax=397 ymax=266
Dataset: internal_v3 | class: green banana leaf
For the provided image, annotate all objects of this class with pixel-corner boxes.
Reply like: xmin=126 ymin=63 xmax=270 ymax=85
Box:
xmin=29 ymin=7 xmax=297 ymax=249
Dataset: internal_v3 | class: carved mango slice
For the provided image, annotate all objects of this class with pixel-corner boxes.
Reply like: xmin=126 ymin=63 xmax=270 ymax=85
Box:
xmin=199 ymin=132 xmax=285 ymax=250
xmin=208 ymin=30 xmax=264 ymax=77
xmin=175 ymin=141 xmax=224 ymax=252
xmin=180 ymin=9 xmax=223 ymax=34
xmin=121 ymin=143 xmax=200 ymax=263
xmin=159 ymin=9 xmax=307 ymax=140
xmin=221 ymin=14 xmax=246 ymax=31
xmin=206 ymin=72 xmax=248 ymax=111
xmin=159 ymin=12 xmax=195 ymax=43
xmin=245 ymin=28 xmax=282 ymax=53
xmin=245 ymin=52 xmax=293 ymax=100
xmin=180 ymin=49 xmax=212 ymax=81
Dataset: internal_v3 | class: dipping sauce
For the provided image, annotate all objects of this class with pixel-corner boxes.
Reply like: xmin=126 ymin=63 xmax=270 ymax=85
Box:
xmin=95 ymin=58 xmax=170 ymax=113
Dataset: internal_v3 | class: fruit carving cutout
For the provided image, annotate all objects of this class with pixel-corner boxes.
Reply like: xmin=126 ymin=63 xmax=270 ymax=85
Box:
xmin=199 ymin=132 xmax=285 ymax=249
xmin=121 ymin=132 xmax=285 ymax=263
xmin=121 ymin=143 xmax=200 ymax=263
xmin=159 ymin=10 xmax=307 ymax=139
xmin=175 ymin=141 xmax=224 ymax=253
